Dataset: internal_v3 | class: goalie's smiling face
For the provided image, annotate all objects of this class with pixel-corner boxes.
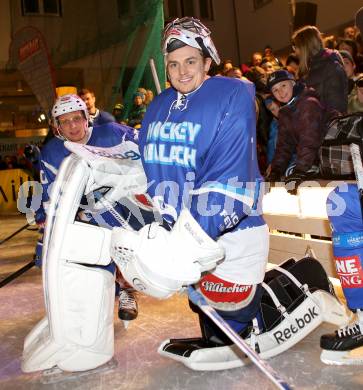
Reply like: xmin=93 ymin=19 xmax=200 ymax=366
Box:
xmin=166 ymin=46 xmax=212 ymax=94
xmin=58 ymin=110 xmax=88 ymax=143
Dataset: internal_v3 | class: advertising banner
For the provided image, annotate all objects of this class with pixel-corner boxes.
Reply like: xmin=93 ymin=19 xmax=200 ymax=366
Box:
xmin=9 ymin=26 xmax=56 ymax=115
xmin=0 ymin=169 xmax=38 ymax=213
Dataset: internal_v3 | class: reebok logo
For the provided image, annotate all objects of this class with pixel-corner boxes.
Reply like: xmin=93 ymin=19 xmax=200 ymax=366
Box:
xmin=273 ymin=306 xmax=319 ymax=344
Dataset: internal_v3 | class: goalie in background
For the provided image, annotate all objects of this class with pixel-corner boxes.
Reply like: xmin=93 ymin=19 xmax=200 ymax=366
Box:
xmin=35 ymin=94 xmax=139 ymax=324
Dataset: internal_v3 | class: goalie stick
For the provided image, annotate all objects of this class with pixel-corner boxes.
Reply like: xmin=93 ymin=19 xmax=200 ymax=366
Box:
xmin=149 ymin=58 xmax=162 ymax=95
xmin=188 ymin=286 xmax=292 ymax=390
xmin=350 ymin=143 xmax=363 ymax=220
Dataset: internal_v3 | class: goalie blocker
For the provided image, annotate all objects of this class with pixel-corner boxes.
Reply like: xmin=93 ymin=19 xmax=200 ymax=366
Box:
xmin=158 ymin=257 xmax=351 ymax=371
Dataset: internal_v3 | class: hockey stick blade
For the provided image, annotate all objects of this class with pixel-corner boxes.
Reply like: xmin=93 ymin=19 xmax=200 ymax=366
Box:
xmin=350 ymin=143 xmax=363 ymax=220
xmin=188 ymin=286 xmax=292 ymax=390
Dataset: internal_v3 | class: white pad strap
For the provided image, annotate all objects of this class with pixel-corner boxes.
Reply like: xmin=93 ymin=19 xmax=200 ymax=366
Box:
xmin=249 ymin=317 xmax=260 ymax=352
xmin=261 ymin=264 xmax=318 ymax=323
xmin=261 ymin=282 xmax=289 ymax=320
xmin=271 ymin=265 xmax=311 ymax=297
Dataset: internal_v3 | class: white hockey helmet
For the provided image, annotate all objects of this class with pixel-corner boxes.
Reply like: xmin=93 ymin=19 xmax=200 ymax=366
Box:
xmin=51 ymin=94 xmax=89 ymax=140
xmin=162 ymin=17 xmax=220 ymax=65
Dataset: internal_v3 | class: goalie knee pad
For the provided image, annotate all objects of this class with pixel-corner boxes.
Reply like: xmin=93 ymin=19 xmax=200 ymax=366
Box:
xmin=22 ymin=155 xmax=116 ymax=373
xmin=191 ymin=273 xmax=263 ymax=344
xmin=158 ymin=257 xmax=351 ymax=371
xmin=327 ymin=184 xmax=363 ymax=311
xmin=196 ymin=273 xmax=261 ymax=312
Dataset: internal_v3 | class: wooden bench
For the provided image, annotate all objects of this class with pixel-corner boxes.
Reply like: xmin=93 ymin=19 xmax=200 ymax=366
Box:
xmin=263 ymin=183 xmax=340 ymax=279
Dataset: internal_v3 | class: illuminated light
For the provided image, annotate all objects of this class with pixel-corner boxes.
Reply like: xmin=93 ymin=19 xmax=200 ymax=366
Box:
xmin=16 ymin=80 xmax=23 ymax=92
xmin=263 ymin=183 xmax=340 ymax=218
xmin=298 ymin=186 xmax=333 ymax=218
xmin=263 ymin=186 xmax=299 ymax=215
xmin=15 ymin=128 xmax=48 ymax=138
xmin=37 ymin=113 xmax=46 ymax=122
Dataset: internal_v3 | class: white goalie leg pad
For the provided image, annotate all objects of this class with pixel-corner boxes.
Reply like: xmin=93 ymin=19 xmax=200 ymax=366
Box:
xmin=158 ymin=277 xmax=351 ymax=371
xmin=158 ymin=290 xmax=350 ymax=371
xmin=22 ymin=155 xmax=115 ymax=373
xmin=22 ymin=263 xmax=115 ymax=372
xmin=111 ymin=209 xmax=225 ymax=299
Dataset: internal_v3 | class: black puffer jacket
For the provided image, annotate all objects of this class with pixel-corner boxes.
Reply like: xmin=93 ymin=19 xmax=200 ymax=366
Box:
xmin=271 ymin=83 xmax=327 ymax=174
xmin=303 ymin=48 xmax=348 ymax=115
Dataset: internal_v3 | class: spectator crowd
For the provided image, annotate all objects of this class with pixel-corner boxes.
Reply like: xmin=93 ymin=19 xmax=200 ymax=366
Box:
xmin=210 ymin=23 xmax=363 ymax=188
xmin=4 ymin=23 xmax=363 ymax=189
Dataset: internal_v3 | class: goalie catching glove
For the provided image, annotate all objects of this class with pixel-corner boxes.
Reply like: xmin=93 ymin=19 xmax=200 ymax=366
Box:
xmin=110 ymin=209 xmax=225 ymax=299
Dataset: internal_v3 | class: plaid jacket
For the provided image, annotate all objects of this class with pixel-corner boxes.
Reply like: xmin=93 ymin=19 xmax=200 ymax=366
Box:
xmin=319 ymin=112 xmax=363 ymax=177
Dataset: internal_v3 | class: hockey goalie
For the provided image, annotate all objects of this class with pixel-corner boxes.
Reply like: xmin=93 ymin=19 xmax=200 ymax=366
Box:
xmin=21 ymin=139 xmax=154 ymax=373
xmin=22 ymin=15 xmax=353 ymax=375
xmin=21 ymin=138 xmax=352 ymax=374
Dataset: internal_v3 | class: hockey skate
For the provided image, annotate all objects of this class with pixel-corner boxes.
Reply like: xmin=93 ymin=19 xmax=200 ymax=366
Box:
xmin=320 ymin=310 xmax=363 ymax=365
xmin=118 ymin=288 xmax=138 ymax=329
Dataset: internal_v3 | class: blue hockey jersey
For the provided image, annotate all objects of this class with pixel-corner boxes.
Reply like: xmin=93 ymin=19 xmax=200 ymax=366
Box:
xmin=139 ymin=76 xmax=265 ymax=240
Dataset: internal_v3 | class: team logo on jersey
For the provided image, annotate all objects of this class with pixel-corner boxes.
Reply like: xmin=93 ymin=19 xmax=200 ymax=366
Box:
xmin=335 ymin=255 xmax=363 ymax=288
xmin=144 ymin=121 xmax=201 ymax=168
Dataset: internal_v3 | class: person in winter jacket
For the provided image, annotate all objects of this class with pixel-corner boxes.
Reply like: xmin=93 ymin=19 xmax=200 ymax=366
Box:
xmin=264 ymin=95 xmax=280 ymax=166
xmin=266 ymin=70 xmax=327 ymax=193
xmin=127 ymin=91 xmax=147 ymax=129
xmin=292 ymin=25 xmax=348 ymax=116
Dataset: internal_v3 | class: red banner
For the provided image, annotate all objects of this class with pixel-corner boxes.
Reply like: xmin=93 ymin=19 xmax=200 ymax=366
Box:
xmin=9 ymin=26 xmax=56 ymax=115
